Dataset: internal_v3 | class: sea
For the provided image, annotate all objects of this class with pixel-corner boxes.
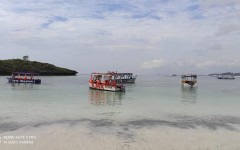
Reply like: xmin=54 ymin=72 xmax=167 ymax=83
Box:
xmin=0 ymin=75 xmax=240 ymax=150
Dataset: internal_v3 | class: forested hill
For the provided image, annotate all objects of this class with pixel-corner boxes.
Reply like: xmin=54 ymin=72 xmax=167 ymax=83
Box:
xmin=0 ymin=59 xmax=78 ymax=75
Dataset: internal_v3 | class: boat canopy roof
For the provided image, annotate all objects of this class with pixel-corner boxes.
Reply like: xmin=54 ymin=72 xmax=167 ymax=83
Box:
xmin=92 ymin=72 xmax=133 ymax=75
xmin=107 ymin=72 xmax=133 ymax=75
xmin=181 ymin=74 xmax=197 ymax=78
xmin=12 ymin=72 xmax=39 ymax=75
xmin=91 ymin=73 xmax=113 ymax=76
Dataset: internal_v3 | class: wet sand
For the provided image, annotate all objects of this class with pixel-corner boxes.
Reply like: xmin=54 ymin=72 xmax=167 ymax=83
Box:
xmin=1 ymin=118 xmax=240 ymax=150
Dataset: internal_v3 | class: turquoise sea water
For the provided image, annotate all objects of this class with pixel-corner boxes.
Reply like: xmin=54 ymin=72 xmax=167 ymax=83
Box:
xmin=0 ymin=75 xmax=240 ymax=149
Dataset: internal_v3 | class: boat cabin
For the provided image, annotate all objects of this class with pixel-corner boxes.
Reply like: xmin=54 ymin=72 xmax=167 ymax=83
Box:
xmin=106 ymin=72 xmax=137 ymax=83
xmin=181 ymin=74 xmax=197 ymax=86
xmin=7 ymin=72 xmax=41 ymax=84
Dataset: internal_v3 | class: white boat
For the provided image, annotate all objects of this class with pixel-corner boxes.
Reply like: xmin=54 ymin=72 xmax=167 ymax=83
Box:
xmin=89 ymin=73 xmax=125 ymax=92
xmin=217 ymin=75 xmax=235 ymax=80
xmin=169 ymin=74 xmax=177 ymax=77
xmin=106 ymin=72 xmax=137 ymax=83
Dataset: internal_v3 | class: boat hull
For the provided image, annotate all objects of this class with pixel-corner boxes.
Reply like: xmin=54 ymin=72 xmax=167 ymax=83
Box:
xmin=89 ymin=83 xmax=125 ymax=92
xmin=118 ymin=78 xmax=136 ymax=83
xmin=7 ymin=78 xmax=41 ymax=84
xmin=217 ymin=77 xmax=235 ymax=80
xmin=181 ymin=81 xmax=197 ymax=87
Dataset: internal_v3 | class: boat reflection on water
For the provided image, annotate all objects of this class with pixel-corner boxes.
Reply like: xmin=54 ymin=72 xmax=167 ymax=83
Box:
xmin=9 ymin=82 xmax=37 ymax=90
xmin=181 ymin=86 xmax=197 ymax=104
xmin=88 ymin=89 xmax=125 ymax=106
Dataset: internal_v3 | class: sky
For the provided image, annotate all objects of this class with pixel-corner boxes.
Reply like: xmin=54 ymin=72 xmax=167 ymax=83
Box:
xmin=0 ymin=0 xmax=240 ymax=74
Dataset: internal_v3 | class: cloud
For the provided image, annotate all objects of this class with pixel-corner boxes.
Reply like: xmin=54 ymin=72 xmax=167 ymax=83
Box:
xmin=141 ymin=59 xmax=164 ymax=69
xmin=177 ymin=59 xmax=240 ymax=69
xmin=215 ymin=24 xmax=240 ymax=36
xmin=41 ymin=16 xmax=68 ymax=29
xmin=0 ymin=0 xmax=240 ymax=74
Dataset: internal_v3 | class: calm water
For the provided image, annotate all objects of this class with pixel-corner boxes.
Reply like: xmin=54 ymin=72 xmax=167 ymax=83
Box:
xmin=1 ymin=75 xmax=240 ymax=149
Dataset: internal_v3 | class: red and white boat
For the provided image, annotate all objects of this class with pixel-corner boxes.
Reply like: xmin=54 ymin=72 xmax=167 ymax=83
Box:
xmin=89 ymin=73 xmax=125 ymax=92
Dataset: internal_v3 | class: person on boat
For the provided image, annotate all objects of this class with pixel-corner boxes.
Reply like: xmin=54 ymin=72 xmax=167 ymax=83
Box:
xmin=89 ymin=75 xmax=93 ymax=83
xmin=112 ymin=80 xmax=116 ymax=86
xmin=105 ymin=80 xmax=109 ymax=86
xmin=96 ymin=79 xmax=100 ymax=88
xmin=102 ymin=80 xmax=106 ymax=87
xmin=18 ymin=73 xmax=21 ymax=81
xmin=24 ymin=74 xmax=27 ymax=81
xmin=11 ymin=73 xmax=15 ymax=79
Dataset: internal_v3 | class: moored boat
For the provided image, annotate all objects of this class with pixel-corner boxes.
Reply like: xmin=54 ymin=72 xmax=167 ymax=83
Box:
xmin=169 ymin=74 xmax=177 ymax=77
xmin=7 ymin=72 xmax=41 ymax=84
xmin=217 ymin=75 xmax=235 ymax=80
xmin=106 ymin=72 xmax=137 ymax=84
xmin=89 ymin=73 xmax=125 ymax=92
xmin=181 ymin=74 xmax=197 ymax=87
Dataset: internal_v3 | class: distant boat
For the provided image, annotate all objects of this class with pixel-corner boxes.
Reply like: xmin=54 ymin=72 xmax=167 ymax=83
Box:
xmin=89 ymin=73 xmax=125 ymax=92
xmin=169 ymin=74 xmax=177 ymax=77
xmin=217 ymin=75 xmax=235 ymax=80
xmin=181 ymin=74 xmax=197 ymax=87
xmin=7 ymin=72 xmax=41 ymax=84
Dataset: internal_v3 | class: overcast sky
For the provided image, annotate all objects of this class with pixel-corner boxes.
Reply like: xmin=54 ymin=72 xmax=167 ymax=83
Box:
xmin=0 ymin=0 xmax=240 ymax=74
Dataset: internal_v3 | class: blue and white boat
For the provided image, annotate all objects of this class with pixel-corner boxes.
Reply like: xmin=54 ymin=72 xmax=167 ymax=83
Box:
xmin=7 ymin=72 xmax=41 ymax=84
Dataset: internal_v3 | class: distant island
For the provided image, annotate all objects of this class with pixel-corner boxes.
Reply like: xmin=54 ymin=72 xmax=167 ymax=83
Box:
xmin=209 ymin=72 xmax=240 ymax=76
xmin=0 ymin=58 xmax=78 ymax=76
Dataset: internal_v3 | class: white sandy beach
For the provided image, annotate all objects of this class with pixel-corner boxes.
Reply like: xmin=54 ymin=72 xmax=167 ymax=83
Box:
xmin=1 ymin=123 xmax=240 ymax=150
